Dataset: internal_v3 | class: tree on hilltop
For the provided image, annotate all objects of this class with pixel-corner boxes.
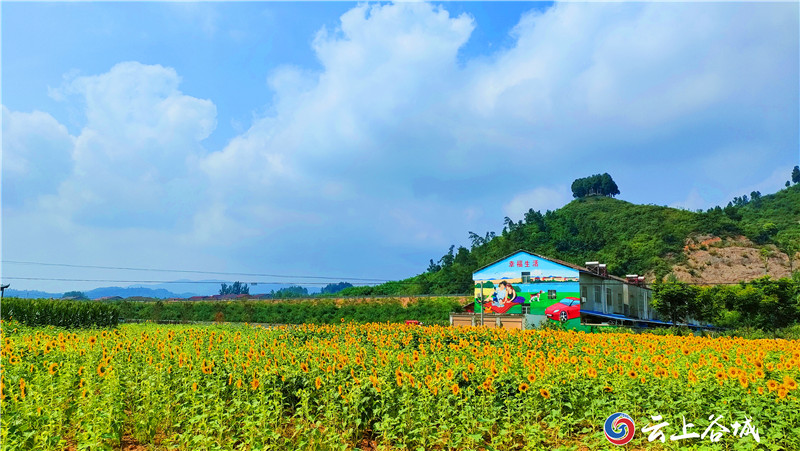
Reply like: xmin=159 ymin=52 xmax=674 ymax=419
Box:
xmin=571 ymin=173 xmax=620 ymax=198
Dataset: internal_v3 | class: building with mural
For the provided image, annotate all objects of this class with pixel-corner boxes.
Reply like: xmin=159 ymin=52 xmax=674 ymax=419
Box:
xmin=455 ymin=250 xmax=655 ymax=330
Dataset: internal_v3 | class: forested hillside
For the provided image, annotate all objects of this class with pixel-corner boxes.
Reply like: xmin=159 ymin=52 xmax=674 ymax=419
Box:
xmin=343 ymin=184 xmax=800 ymax=296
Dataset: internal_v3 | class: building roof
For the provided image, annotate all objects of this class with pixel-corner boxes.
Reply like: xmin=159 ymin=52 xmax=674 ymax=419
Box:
xmin=471 ymin=249 xmax=637 ymax=286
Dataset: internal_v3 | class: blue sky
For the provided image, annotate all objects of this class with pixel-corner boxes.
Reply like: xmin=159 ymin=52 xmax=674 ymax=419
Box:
xmin=3 ymin=1 xmax=798 ymax=293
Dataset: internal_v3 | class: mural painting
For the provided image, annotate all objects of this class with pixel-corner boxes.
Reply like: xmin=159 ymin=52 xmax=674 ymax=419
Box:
xmin=473 ymin=251 xmax=581 ymax=327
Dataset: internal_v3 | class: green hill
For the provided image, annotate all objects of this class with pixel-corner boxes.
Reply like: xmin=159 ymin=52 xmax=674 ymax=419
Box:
xmin=343 ymin=184 xmax=800 ymax=296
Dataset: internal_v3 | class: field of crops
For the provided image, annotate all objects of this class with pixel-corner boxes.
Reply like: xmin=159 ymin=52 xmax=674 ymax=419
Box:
xmin=1 ymin=321 xmax=798 ymax=450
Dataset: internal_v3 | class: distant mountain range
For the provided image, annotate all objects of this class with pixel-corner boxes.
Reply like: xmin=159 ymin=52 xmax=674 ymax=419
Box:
xmin=5 ymin=281 xmax=321 ymax=300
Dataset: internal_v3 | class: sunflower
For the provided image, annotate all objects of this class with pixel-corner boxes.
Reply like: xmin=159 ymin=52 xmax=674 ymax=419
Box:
xmin=300 ymin=362 xmax=309 ymax=373
xmin=192 ymin=382 xmax=198 ymax=392
xmin=603 ymin=386 xmax=613 ymax=393
xmin=777 ymin=388 xmax=788 ymax=399
xmin=236 ymin=379 xmax=243 ymax=389
xmin=252 ymin=378 xmax=261 ymax=390
xmin=767 ymin=380 xmax=779 ymax=392
xmin=451 ymin=384 xmax=460 ymax=395
xmin=783 ymin=376 xmax=797 ymax=391
xmin=88 ymin=336 xmax=97 ymax=346
xmin=518 ymin=383 xmax=529 ymax=393
xmin=48 ymin=362 xmax=58 ymax=375
xmin=19 ymin=378 xmax=26 ymax=399
xmin=586 ymin=368 xmax=597 ymax=378
xmin=97 ymin=363 xmax=109 ymax=378
xmin=628 ymin=370 xmax=638 ymax=379
xmin=738 ymin=375 xmax=749 ymax=389
xmin=539 ymin=388 xmax=551 ymax=399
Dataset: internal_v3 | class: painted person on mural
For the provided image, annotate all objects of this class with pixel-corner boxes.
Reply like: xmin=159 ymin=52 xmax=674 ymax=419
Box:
xmin=501 ymin=281 xmax=525 ymax=304
xmin=501 ymin=281 xmax=516 ymax=304
xmin=493 ymin=285 xmax=507 ymax=307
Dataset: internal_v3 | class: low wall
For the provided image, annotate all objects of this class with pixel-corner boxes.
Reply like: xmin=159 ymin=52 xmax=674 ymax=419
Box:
xmin=450 ymin=313 xmax=528 ymax=330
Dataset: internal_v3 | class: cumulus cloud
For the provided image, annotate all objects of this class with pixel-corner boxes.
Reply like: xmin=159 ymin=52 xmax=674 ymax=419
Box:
xmin=43 ymin=62 xmax=217 ymax=227
xmin=504 ymin=186 xmax=572 ymax=219
xmin=2 ymin=107 xmax=75 ymax=207
xmin=201 ymin=1 xmax=796 ymax=254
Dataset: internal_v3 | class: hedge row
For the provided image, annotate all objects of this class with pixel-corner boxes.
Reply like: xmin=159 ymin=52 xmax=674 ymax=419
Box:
xmin=116 ymin=297 xmax=465 ymax=326
xmin=1 ymin=298 xmax=119 ymax=328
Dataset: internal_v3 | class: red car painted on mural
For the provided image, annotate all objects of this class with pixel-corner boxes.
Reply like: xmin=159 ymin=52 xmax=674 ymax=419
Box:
xmin=545 ymin=297 xmax=581 ymax=322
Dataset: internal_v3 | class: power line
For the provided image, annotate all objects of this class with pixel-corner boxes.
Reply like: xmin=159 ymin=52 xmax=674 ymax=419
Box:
xmin=1 ymin=275 xmax=795 ymax=287
xmin=1 ymin=277 xmax=383 ymax=286
xmin=1 ymin=260 xmax=390 ymax=282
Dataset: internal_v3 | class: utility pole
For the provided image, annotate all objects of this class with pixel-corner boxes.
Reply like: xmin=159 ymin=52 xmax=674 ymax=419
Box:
xmin=0 ymin=284 xmax=9 ymax=301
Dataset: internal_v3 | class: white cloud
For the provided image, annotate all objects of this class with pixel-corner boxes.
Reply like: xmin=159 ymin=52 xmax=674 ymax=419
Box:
xmin=670 ymin=188 xmax=709 ymax=212
xmin=43 ymin=62 xmax=217 ymax=227
xmin=202 ymin=2 xmax=796 ymax=248
xmin=2 ymin=106 xmax=75 ymax=207
xmin=504 ymin=186 xmax=571 ymax=219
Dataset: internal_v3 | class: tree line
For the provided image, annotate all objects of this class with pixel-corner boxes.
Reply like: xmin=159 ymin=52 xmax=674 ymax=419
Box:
xmin=652 ymin=275 xmax=800 ymax=330
xmin=115 ymin=296 xmax=463 ymax=326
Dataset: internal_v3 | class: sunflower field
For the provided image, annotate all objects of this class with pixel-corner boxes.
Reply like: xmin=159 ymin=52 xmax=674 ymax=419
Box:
xmin=1 ymin=320 xmax=798 ymax=450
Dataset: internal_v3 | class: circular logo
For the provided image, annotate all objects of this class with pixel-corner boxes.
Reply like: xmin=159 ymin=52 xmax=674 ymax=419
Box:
xmin=604 ymin=412 xmax=635 ymax=445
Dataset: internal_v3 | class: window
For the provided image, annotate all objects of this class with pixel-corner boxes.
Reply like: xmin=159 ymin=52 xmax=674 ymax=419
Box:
xmin=594 ymin=285 xmax=601 ymax=309
xmin=521 ymin=272 xmax=531 ymax=283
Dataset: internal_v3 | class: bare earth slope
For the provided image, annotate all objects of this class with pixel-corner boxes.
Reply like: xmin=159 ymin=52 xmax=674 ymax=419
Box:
xmin=671 ymin=235 xmax=794 ymax=284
